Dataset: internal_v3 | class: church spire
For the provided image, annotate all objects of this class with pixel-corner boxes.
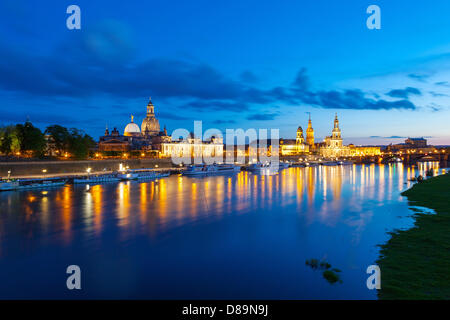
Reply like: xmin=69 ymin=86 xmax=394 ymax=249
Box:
xmin=334 ymin=113 xmax=339 ymax=129
xmin=147 ymin=97 xmax=155 ymax=115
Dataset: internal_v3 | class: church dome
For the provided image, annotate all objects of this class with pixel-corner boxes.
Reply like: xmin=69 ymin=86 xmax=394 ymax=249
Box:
xmin=142 ymin=117 xmax=160 ymax=134
xmin=124 ymin=115 xmax=141 ymax=136
xmin=141 ymin=97 xmax=160 ymax=135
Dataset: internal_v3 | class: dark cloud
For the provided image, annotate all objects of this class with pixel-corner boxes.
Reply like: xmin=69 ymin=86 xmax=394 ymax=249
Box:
xmin=182 ymin=100 xmax=249 ymax=112
xmin=386 ymin=87 xmax=421 ymax=99
xmin=0 ymin=22 xmax=420 ymax=113
xmin=239 ymin=71 xmax=259 ymax=84
xmin=158 ymin=112 xmax=190 ymax=120
xmin=408 ymin=73 xmax=429 ymax=82
xmin=212 ymin=119 xmax=236 ymax=124
xmin=429 ymin=91 xmax=449 ymax=98
xmin=246 ymin=113 xmax=279 ymax=121
xmin=435 ymin=81 xmax=450 ymax=87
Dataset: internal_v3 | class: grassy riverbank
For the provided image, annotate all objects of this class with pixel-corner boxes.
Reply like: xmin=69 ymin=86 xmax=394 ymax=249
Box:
xmin=377 ymin=173 xmax=450 ymax=299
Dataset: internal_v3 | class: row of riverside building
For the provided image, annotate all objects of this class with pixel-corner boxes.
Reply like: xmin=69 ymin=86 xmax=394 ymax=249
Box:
xmin=97 ymin=98 xmax=381 ymax=159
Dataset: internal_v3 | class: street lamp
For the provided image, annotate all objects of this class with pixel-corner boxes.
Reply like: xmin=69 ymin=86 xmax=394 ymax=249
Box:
xmin=42 ymin=169 xmax=47 ymax=178
xmin=87 ymin=167 xmax=92 ymax=178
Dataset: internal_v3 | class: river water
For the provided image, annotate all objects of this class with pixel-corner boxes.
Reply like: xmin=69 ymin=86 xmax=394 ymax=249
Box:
xmin=0 ymin=162 xmax=444 ymax=299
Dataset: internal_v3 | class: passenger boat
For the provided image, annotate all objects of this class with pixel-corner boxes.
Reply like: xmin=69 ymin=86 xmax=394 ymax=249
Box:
xmin=73 ymin=174 xmax=120 ymax=184
xmin=119 ymin=168 xmax=170 ymax=180
xmin=0 ymin=180 xmax=20 ymax=191
xmin=247 ymin=162 xmax=278 ymax=174
xmin=216 ymin=163 xmax=241 ymax=173
xmin=278 ymin=161 xmax=290 ymax=169
xmin=17 ymin=178 xmax=68 ymax=190
xmin=182 ymin=164 xmax=240 ymax=176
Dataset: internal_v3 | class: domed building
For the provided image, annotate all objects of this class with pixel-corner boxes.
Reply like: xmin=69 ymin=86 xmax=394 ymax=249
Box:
xmin=124 ymin=115 xmax=141 ymax=137
xmin=141 ymin=98 xmax=160 ymax=136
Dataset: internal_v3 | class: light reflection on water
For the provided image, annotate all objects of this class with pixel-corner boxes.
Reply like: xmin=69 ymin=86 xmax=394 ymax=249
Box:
xmin=0 ymin=162 xmax=445 ymax=299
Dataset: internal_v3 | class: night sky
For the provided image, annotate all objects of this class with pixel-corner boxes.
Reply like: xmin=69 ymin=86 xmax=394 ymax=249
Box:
xmin=1 ymin=0 xmax=450 ymax=145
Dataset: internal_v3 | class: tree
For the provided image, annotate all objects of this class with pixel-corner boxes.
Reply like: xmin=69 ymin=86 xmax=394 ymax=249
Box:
xmin=16 ymin=121 xmax=46 ymax=157
xmin=67 ymin=128 xmax=96 ymax=159
xmin=0 ymin=125 xmax=21 ymax=155
xmin=45 ymin=125 xmax=70 ymax=154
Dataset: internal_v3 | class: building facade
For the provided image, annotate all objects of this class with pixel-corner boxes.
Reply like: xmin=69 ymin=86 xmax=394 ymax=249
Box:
xmin=160 ymin=134 xmax=223 ymax=159
xmin=319 ymin=114 xmax=381 ymax=158
xmin=280 ymin=125 xmax=310 ymax=155
xmin=98 ymin=98 xmax=224 ymax=159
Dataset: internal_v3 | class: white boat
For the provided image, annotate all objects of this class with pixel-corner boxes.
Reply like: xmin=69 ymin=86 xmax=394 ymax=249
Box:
xmin=247 ymin=162 xmax=278 ymax=174
xmin=73 ymin=174 xmax=120 ymax=184
xmin=182 ymin=164 xmax=239 ymax=176
xmin=0 ymin=180 xmax=20 ymax=191
xmin=216 ymin=164 xmax=241 ymax=173
xmin=278 ymin=161 xmax=290 ymax=169
xmin=118 ymin=171 xmax=139 ymax=180
xmin=17 ymin=178 xmax=67 ymax=190
xmin=119 ymin=168 xmax=171 ymax=180
xmin=183 ymin=164 xmax=217 ymax=176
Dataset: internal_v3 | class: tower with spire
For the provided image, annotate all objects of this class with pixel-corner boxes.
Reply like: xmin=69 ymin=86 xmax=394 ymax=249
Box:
xmin=141 ymin=97 xmax=160 ymax=136
xmin=296 ymin=126 xmax=305 ymax=145
xmin=306 ymin=112 xmax=315 ymax=149
xmin=331 ymin=113 xmax=341 ymax=140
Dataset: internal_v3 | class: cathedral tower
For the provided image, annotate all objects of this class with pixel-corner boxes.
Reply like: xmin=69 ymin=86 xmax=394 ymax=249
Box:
xmin=296 ymin=126 xmax=305 ymax=145
xmin=331 ymin=113 xmax=341 ymax=140
xmin=306 ymin=113 xmax=315 ymax=149
xmin=141 ymin=97 xmax=160 ymax=136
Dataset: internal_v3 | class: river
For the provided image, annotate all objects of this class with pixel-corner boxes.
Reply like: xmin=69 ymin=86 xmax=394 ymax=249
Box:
xmin=0 ymin=162 xmax=444 ymax=299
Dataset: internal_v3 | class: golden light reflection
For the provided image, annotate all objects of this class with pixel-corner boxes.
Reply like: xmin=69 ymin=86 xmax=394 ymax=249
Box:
xmin=14 ymin=162 xmax=444 ymax=243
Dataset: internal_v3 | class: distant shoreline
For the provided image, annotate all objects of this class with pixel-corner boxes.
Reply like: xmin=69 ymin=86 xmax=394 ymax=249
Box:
xmin=377 ymin=173 xmax=450 ymax=299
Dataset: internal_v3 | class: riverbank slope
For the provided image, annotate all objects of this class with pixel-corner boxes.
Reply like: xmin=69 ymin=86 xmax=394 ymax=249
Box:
xmin=377 ymin=173 xmax=450 ymax=299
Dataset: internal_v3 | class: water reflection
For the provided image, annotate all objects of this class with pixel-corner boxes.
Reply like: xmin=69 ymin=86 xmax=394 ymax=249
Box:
xmin=0 ymin=162 xmax=446 ymax=299
xmin=0 ymin=162 xmax=445 ymax=245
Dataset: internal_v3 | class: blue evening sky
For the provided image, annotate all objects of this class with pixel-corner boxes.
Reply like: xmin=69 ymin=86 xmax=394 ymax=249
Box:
xmin=1 ymin=0 xmax=450 ymax=144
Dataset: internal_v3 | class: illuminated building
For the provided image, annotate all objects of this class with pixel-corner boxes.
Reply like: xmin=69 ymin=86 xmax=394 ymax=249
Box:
xmin=160 ymin=133 xmax=223 ymax=159
xmin=387 ymin=137 xmax=434 ymax=154
xmin=98 ymin=98 xmax=170 ymax=154
xmin=306 ymin=113 xmax=315 ymax=150
xmin=141 ymin=98 xmax=160 ymax=136
xmin=98 ymin=127 xmax=133 ymax=152
xmin=319 ymin=114 xmax=381 ymax=157
xmin=280 ymin=126 xmax=309 ymax=155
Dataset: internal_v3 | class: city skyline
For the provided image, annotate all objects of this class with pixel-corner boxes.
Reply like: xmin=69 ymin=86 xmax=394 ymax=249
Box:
xmin=1 ymin=0 xmax=450 ymax=145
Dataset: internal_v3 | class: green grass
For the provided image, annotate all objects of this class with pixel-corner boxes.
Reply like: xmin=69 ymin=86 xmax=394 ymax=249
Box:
xmin=377 ymin=173 xmax=450 ymax=299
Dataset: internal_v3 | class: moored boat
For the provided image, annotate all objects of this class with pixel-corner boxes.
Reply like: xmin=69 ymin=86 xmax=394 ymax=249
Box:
xmin=0 ymin=180 xmax=20 ymax=191
xmin=74 ymin=174 xmax=120 ymax=184
xmin=119 ymin=168 xmax=171 ymax=180
xmin=182 ymin=164 xmax=240 ymax=176
xmin=247 ymin=162 xmax=278 ymax=174
xmin=17 ymin=178 xmax=68 ymax=190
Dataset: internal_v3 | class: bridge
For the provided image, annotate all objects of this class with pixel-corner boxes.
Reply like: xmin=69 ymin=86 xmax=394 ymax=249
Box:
xmin=371 ymin=150 xmax=449 ymax=166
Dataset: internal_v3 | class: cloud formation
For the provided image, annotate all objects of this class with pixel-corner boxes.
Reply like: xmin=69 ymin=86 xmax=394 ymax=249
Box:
xmin=386 ymin=87 xmax=421 ymax=99
xmin=246 ymin=113 xmax=279 ymax=121
xmin=0 ymin=21 xmax=420 ymax=114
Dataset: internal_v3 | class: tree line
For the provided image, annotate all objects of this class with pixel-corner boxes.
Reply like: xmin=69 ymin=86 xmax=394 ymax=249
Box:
xmin=0 ymin=121 xmax=95 ymax=159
